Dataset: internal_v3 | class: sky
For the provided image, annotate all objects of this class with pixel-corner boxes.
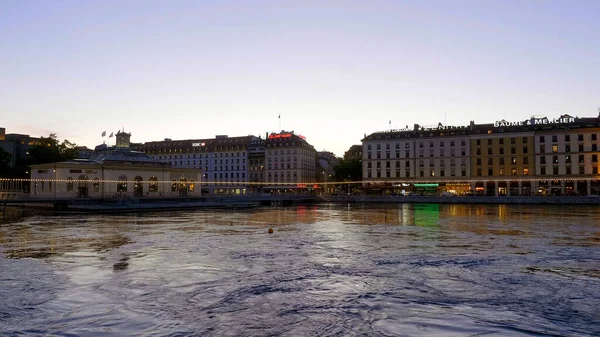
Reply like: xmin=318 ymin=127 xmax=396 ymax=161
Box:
xmin=1 ymin=0 xmax=599 ymax=157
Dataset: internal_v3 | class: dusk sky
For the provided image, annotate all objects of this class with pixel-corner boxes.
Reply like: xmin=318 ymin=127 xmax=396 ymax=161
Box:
xmin=1 ymin=0 xmax=599 ymax=156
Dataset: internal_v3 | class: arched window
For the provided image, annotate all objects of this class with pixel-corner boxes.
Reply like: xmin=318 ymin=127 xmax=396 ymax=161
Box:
xmin=179 ymin=177 xmax=188 ymax=191
xmin=78 ymin=174 xmax=89 ymax=187
xmin=66 ymin=177 xmax=74 ymax=192
xmin=149 ymin=176 xmax=158 ymax=192
xmin=189 ymin=179 xmax=195 ymax=192
xmin=93 ymin=177 xmax=100 ymax=192
xmin=117 ymin=175 xmax=127 ymax=192
xmin=171 ymin=179 xmax=177 ymax=192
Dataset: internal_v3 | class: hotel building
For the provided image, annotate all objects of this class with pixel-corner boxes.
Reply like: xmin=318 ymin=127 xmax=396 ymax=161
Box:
xmin=264 ymin=131 xmax=317 ymax=192
xmin=362 ymin=113 xmax=600 ymax=196
xmin=134 ymin=131 xmax=318 ymax=194
xmin=134 ymin=135 xmax=258 ymax=195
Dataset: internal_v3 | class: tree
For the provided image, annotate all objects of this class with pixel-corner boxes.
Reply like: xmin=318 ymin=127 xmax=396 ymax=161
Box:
xmin=333 ymin=158 xmax=362 ymax=182
xmin=27 ymin=133 xmax=77 ymax=166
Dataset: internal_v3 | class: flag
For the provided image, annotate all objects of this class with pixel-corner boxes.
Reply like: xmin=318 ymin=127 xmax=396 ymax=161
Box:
xmin=109 ymin=132 xmax=114 ymax=138
xmin=101 ymin=131 xmax=106 ymax=137
xmin=389 ymin=119 xmax=391 ymax=125
xmin=278 ymin=114 xmax=281 ymax=119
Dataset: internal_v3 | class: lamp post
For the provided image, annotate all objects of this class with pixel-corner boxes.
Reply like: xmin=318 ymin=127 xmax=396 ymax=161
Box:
xmin=347 ymin=175 xmax=351 ymax=195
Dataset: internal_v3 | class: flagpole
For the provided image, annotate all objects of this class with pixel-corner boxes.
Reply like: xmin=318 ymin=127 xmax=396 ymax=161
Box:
xmin=278 ymin=114 xmax=281 ymax=132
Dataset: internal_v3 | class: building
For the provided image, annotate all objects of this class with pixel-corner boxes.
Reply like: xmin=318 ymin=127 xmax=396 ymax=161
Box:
xmin=0 ymin=128 xmax=39 ymax=171
xmin=134 ymin=135 xmax=261 ymax=195
xmin=343 ymin=145 xmax=362 ymax=161
xmin=362 ymin=113 xmax=600 ymax=196
xmin=264 ymin=131 xmax=317 ymax=193
xmin=248 ymin=137 xmax=266 ymax=194
xmin=30 ymin=131 xmax=199 ymax=198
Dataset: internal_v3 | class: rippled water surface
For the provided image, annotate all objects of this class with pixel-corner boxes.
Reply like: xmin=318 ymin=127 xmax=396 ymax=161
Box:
xmin=1 ymin=203 xmax=599 ymax=336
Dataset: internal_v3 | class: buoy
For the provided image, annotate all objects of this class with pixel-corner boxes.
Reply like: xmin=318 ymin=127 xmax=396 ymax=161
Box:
xmin=268 ymin=228 xmax=274 ymax=234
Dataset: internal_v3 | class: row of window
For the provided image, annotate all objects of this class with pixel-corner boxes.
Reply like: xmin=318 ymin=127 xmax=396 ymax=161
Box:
xmin=367 ymin=133 xmax=600 ymax=151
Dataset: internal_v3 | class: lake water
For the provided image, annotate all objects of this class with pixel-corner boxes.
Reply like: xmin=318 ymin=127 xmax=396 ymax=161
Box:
xmin=1 ymin=203 xmax=599 ymax=336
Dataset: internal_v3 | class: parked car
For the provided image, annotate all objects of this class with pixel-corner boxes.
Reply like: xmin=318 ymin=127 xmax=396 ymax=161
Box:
xmin=406 ymin=191 xmax=421 ymax=196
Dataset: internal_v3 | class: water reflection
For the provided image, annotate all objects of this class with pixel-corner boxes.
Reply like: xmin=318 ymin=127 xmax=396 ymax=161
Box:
xmin=0 ymin=204 xmax=599 ymax=336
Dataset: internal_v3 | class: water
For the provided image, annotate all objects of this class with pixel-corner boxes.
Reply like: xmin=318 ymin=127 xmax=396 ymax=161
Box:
xmin=1 ymin=203 xmax=599 ymax=336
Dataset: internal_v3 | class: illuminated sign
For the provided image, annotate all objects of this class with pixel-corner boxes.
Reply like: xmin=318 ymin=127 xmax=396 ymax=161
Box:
xmin=269 ymin=133 xmax=306 ymax=140
xmin=269 ymin=133 xmax=292 ymax=139
xmin=417 ymin=123 xmax=468 ymax=132
xmin=494 ymin=116 xmax=575 ymax=128
xmin=415 ymin=183 xmax=439 ymax=187
xmin=191 ymin=142 xmax=206 ymax=147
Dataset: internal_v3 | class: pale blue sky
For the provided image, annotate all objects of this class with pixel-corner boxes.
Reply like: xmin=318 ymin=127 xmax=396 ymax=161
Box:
xmin=1 ymin=0 xmax=599 ymax=156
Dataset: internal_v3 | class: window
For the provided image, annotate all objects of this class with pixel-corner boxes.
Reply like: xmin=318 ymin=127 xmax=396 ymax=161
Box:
xmin=523 ymin=137 xmax=528 ymax=143
xmin=593 ymin=144 xmax=598 ymax=151
xmin=477 ymin=168 xmax=482 ymax=176
xmin=523 ymin=168 xmax=529 ymax=175
xmin=500 ymin=158 xmax=505 ymax=165
xmin=566 ymin=144 xmax=571 ymax=152
xmin=93 ymin=178 xmax=100 ymax=192
xmin=579 ymin=155 xmax=585 ymax=163
xmin=566 ymin=155 xmax=571 ymax=164
xmin=511 ymin=168 xmax=517 ymax=175
xmin=552 ymin=135 xmax=557 ymax=143
xmin=541 ymin=167 xmax=546 ymax=175
xmin=552 ymin=145 xmax=558 ymax=153
xmin=499 ymin=168 xmax=504 ymax=175
xmin=488 ymin=139 xmax=493 ymax=145
xmin=117 ymin=175 xmax=127 ymax=192
xmin=430 ymin=170 xmax=435 ymax=177
xmin=524 ymin=147 xmax=528 ymax=154
xmin=540 ymin=145 xmax=545 ymax=153
xmin=553 ymin=156 xmax=559 ymax=164
xmin=594 ymin=167 xmax=598 ymax=174
xmin=566 ymin=166 xmax=571 ymax=175
xmin=593 ymin=154 xmax=598 ymax=163
xmin=512 ymin=157 xmax=517 ymax=164
xmin=488 ymin=168 xmax=493 ymax=176
xmin=511 ymin=138 xmax=516 ymax=144
xmin=578 ymin=134 xmax=584 ymax=141
xmin=488 ymin=158 xmax=493 ymax=165
xmin=476 ymin=139 xmax=481 ymax=145
xmin=541 ymin=157 xmax=546 ymax=164
xmin=540 ymin=136 xmax=545 ymax=143
xmin=565 ymin=135 xmax=570 ymax=142
xmin=579 ymin=166 xmax=585 ymax=174
xmin=579 ymin=144 xmax=584 ymax=152
xmin=66 ymin=177 xmax=74 ymax=192
xmin=553 ymin=167 xmax=559 ymax=175
xmin=477 ymin=149 xmax=481 ymax=155
xmin=450 ymin=141 xmax=455 ymax=146
xmin=511 ymin=147 xmax=516 ymax=154
xmin=462 ymin=169 xmax=466 ymax=176
xmin=523 ymin=157 xmax=529 ymax=164
xmin=149 ymin=176 xmax=158 ymax=192
xmin=477 ymin=158 xmax=482 ymax=165
xmin=499 ymin=148 xmax=504 ymax=155
xmin=593 ymin=134 xmax=597 ymax=141
xmin=488 ymin=148 xmax=493 ymax=155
